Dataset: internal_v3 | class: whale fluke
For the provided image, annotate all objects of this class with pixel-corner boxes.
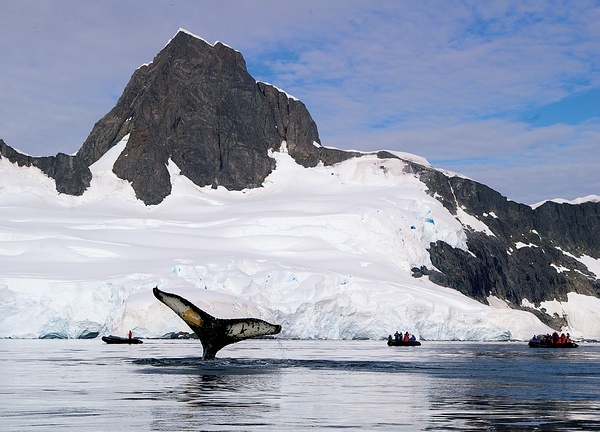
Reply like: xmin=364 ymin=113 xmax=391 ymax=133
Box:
xmin=153 ymin=287 xmax=281 ymax=360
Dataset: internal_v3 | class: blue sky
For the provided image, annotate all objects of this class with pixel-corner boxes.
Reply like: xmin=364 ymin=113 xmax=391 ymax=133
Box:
xmin=1 ymin=0 xmax=599 ymax=204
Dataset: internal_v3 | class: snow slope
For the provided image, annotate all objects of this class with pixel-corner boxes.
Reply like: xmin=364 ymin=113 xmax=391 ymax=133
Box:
xmin=1 ymin=136 xmax=598 ymax=340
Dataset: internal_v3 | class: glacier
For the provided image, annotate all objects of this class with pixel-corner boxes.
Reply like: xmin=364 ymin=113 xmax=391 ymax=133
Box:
xmin=1 ymin=135 xmax=598 ymax=341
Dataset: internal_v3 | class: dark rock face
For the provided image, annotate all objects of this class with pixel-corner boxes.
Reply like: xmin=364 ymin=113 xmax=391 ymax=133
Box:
xmin=77 ymin=31 xmax=352 ymax=204
xmin=403 ymin=160 xmax=599 ymax=325
xmin=1 ymin=139 xmax=91 ymax=195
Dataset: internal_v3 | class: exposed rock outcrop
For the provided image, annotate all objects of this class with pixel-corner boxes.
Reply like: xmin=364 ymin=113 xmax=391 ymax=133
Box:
xmin=77 ymin=30 xmax=353 ymax=204
xmin=403 ymin=160 xmax=599 ymax=325
xmin=1 ymin=139 xmax=91 ymax=195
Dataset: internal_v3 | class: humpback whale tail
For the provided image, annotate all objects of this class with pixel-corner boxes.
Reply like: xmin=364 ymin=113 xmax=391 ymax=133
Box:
xmin=153 ymin=287 xmax=281 ymax=360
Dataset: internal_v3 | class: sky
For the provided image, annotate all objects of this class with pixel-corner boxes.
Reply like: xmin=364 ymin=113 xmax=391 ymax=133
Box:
xmin=1 ymin=0 xmax=599 ymax=204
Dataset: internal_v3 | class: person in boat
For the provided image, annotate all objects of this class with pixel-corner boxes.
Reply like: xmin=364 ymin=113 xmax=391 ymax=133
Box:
xmin=552 ymin=332 xmax=559 ymax=344
xmin=394 ymin=331 xmax=401 ymax=342
xmin=388 ymin=335 xmax=393 ymax=343
xmin=403 ymin=332 xmax=410 ymax=343
xmin=128 ymin=330 xmax=133 ymax=340
xmin=409 ymin=334 xmax=416 ymax=342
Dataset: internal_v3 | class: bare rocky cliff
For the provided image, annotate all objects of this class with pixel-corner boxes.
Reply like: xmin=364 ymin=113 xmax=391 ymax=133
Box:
xmin=405 ymin=162 xmax=599 ymax=327
xmin=0 ymin=138 xmax=91 ymax=195
xmin=76 ymin=30 xmax=352 ymax=204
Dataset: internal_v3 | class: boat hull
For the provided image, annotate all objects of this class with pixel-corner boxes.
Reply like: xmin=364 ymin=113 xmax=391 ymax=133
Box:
xmin=528 ymin=340 xmax=578 ymax=348
xmin=387 ymin=340 xmax=421 ymax=347
xmin=102 ymin=335 xmax=143 ymax=344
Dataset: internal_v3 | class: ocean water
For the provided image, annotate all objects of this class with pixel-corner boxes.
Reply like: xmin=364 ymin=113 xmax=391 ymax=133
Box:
xmin=1 ymin=339 xmax=598 ymax=431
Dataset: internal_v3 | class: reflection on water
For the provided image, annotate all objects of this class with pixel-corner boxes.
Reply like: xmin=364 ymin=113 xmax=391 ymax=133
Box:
xmin=421 ymin=345 xmax=600 ymax=431
xmin=0 ymin=339 xmax=599 ymax=431
xmin=427 ymin=376 xmax=600 ymax=431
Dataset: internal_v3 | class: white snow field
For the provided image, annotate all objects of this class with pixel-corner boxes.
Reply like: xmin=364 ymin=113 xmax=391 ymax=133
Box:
xmin=1 ymin=136 xmax=598 ymax=340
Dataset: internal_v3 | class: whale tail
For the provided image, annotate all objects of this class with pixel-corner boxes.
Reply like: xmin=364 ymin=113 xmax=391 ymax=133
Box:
xmin=153 ymin=287 xmax=281 ymax=360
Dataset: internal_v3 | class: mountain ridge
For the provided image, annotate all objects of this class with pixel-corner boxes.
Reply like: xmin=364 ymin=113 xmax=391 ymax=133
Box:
xmin=0 ymin=29 xmax=598 ymax=336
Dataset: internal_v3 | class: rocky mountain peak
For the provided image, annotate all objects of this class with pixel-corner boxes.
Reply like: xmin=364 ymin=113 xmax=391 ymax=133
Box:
xmin=76 ymin=29 xmax=351 ymax=204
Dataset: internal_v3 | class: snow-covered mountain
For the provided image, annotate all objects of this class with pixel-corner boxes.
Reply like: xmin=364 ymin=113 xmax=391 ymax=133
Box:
xmin=1 ymin=135 xmax=597 ymax=340
xmin=1 ymin=29 xmax=599 ymax=341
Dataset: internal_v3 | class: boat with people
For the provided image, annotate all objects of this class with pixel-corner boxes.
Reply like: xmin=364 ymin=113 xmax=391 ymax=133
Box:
xmin=387 ymin=331 xmax=421 ymax=347
xmin=102 ymin=334 xmax=143 ymax=344
xmin=528 ymin=332 xmax=578 ymax=348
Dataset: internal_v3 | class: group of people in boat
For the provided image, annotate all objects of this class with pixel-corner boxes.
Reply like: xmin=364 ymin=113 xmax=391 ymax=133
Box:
xmin=531 ymin=331 xmax=572 ymax=345
xmin=390 ymin=331 xmax=416 ymax=343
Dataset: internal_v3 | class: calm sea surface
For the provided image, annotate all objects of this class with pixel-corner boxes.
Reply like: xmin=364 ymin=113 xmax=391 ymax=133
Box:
xmin=1 ymin=339 xmax=598 ymax=431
